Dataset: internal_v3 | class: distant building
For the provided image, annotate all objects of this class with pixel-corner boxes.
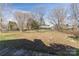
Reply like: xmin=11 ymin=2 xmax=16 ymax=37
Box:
xmin=39 ymin=25 xmax=52 ymax=29
xmin=8 ymin=21 xmax=18 ymax=31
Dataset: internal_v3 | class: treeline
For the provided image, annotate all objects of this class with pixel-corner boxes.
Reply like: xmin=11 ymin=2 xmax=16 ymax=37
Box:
xmin=0 ymin=3 xmax=79 ymax=32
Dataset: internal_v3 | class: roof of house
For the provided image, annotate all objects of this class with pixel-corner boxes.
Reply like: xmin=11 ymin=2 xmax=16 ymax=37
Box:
xmin=40 ymin=25 xmax=52 ymax=28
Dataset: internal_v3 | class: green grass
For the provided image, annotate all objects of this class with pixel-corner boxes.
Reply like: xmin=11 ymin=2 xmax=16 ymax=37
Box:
xmin=0 ymin=34 xmax=18 ymax=41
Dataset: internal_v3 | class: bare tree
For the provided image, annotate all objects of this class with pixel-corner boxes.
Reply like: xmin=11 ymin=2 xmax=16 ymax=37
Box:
xmin=15 ymin=11 xmax=33 ymax=32
xmin=0 ymin=18 xmax=2 ymax=32
xmin=26 ymin=15 xmax=34 ymax=30
xmin=0 ymin=4 xmax=3 ymax=32
xmin=48 ymin=8 xmax=67 ymax=31
xmin=33 ymin=6 xmax=46 ymax=26
xmin=70 ymin=3 xmax=79 ymax=31
xmin=0 ymin=4 xmax=12 ymax=32
xmin=15 ymin=11 xmax=26 ymax=32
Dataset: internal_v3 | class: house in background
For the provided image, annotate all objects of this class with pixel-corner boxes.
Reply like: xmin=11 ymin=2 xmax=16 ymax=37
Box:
xmin=39 ymin=25 xmax=53 ymax=30
xmin=8 ymin=21 xmax=18 ymax=31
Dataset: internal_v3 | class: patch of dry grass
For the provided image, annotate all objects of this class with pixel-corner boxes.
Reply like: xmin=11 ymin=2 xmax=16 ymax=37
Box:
xmin=0 ymin=31 xmax=79 ymax=48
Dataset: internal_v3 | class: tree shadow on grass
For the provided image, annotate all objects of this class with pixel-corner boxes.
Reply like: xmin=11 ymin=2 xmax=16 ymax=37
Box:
xmin=68 ymin=35 xmax=79 ymax=40
xmin=0 ymin=38 xmax=78 ymax=56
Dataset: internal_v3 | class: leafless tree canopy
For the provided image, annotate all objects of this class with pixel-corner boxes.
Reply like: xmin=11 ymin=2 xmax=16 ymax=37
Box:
xmin=33 ymin=7 xmax=46 ymax=25
xmin=0 ymin=4 xmax=3 ymax=32
xmin=70 ymin=3 xmax=79 ymax=30
xmin=48 ymin=8 xmax=67 ymax=30
xmin=15 ymin=11 xmax=34 ymax=32
xmin=0 ymin=4 xmax=12 ymax=32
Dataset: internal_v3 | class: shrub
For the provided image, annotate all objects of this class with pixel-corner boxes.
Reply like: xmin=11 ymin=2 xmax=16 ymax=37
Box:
xmin=31 ymin=20 xmax=40 ymax=30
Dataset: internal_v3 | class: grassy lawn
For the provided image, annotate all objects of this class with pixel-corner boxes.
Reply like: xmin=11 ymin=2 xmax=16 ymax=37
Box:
xmin=0 ymin=32 xmax=19 ymax=41
xmin=0 ymin=31 xmax=79 ymax=47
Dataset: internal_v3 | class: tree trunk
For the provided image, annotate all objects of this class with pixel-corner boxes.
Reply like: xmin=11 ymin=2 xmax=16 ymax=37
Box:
xmin=19 ymin=28 xmax=23 ymax=32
